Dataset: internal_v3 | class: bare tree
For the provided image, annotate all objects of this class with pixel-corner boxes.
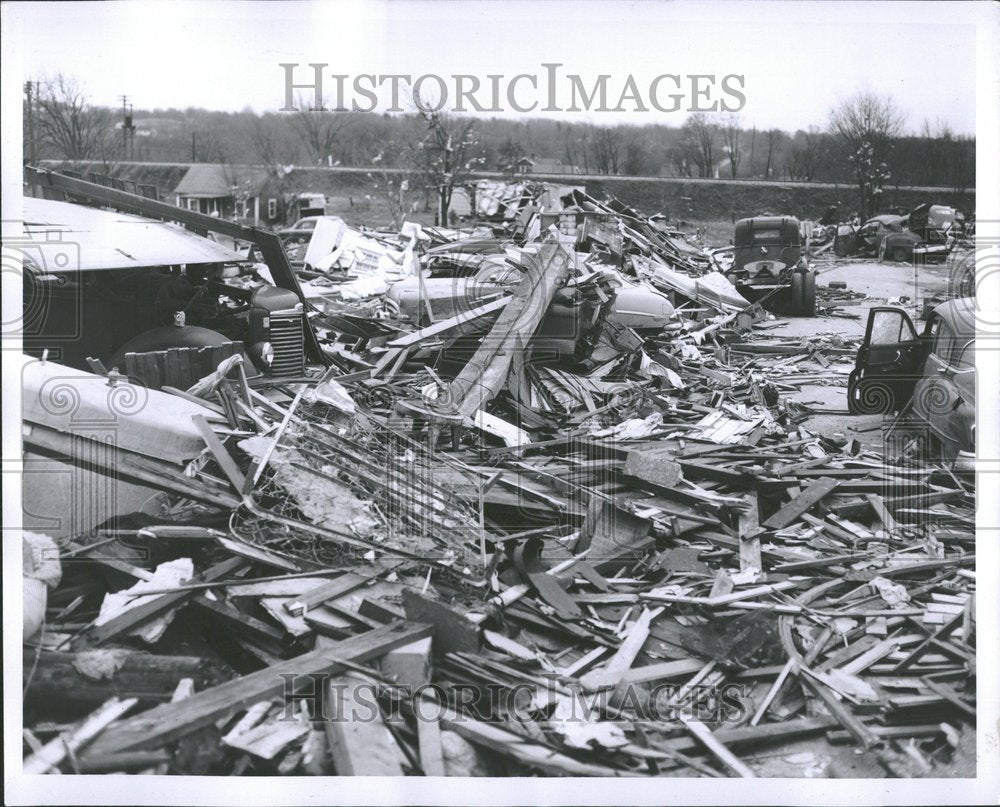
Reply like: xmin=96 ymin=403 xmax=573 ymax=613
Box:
xmin=680 ymin=114 xmax=718 ymax=178
xmin=829 ymin=91 xmax=905 ymax=218
xmin=497 ymin=137 xmax=526 ymax=177
xmin=192 ymin=129 xmax=228 ymax=163
xmin=763 ymin=128 xmax=781 ymax=179
xmin=368 ymin=144 xmax=416 ymax=229
xmin=34 ymin=74 xmax=115 ymax=162
xmin=590 ymin=127 xmax=623 ymax=175
xmin=622 ymin=135 xmax=645 ymax=176
xmin=720 ymin=115 xmax=742 ymax=178
xmin=799 ymin=126 xmax=825 ymax=181
xmin=249 ymin=115 xmax=279 ymax=165
xmin=412 ymin=101 xmax=485 ymax=225
xmin=290 ymin=94 xmax=347 ymax=165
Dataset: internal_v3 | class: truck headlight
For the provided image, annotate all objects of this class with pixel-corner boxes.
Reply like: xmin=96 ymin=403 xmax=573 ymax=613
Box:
xmin=249 ymin=341 xmax=274 ymax=368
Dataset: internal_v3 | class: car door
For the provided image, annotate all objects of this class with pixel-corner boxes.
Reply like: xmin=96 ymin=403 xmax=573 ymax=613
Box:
xmin=848 ymin=307 xmax=926 ymax=414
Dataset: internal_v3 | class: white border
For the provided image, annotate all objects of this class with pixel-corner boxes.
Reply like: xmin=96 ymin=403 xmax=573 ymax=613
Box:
xmin=3 ymin=1 xmax=998 ymax=804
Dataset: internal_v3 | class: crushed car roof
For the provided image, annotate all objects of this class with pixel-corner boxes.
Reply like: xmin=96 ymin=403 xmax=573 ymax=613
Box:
xmin=16 ymin=198 xmax=245 ymax=272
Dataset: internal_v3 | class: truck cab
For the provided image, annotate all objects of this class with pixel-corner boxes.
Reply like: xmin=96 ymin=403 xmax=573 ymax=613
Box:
xmin=19 ymin=196 xmax=308 ymax=389
xmin=728 ymin=216 xmax=815 ymax=316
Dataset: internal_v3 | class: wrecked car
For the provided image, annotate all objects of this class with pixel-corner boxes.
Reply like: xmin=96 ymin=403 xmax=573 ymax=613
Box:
xmin=835 ymin=207 xmax=956 ymax=263
xmin=727 ymin=216 xmax=815 ymax=316
xmin=847 ymin=298 xmax=975 ymax=466
xmin=384 ymin=253 xmax=676 ymax=332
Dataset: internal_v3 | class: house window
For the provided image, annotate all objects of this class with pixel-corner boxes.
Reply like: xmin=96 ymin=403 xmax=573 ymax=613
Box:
xmin=267 ymin=198 xmax=278 ymax=219
xmin=186 ymin=198 xmax=199 ymax=212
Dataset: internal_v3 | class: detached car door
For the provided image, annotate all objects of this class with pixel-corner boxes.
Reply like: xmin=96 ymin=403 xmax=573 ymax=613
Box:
xmin=848 ymin=307 xmax=926 ymax=414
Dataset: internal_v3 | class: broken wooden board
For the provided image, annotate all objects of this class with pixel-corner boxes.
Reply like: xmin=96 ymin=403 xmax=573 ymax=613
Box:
xmin=325 ymin=675 xmax=406 ymax=775
xmin=82 ymin=621 xmax=432 ymax=758
xmin=762 ymin=477 xmax=840 ymax=530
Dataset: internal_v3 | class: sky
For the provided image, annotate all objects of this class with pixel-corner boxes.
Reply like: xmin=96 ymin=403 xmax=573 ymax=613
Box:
xmin=3 ymin=0 xmax=980 ymax=135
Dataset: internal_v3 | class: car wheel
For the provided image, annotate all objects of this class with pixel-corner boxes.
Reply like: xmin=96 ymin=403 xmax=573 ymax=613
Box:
xmin=789 ymin=272 xmax=803 ymax=316
xmin=799 ymin=271 xmax=816 ymax=316
xmin=891 ymin=245 xmax=910 ymax=263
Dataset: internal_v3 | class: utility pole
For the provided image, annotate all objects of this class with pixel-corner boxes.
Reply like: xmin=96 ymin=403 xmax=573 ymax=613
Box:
xmin=118 ymin=95 xmax=136 ymax=160
xmin=24 ymin=80 xmax=37 ymax=165
xmin=120 ymin=95 xmax=129 ymax=159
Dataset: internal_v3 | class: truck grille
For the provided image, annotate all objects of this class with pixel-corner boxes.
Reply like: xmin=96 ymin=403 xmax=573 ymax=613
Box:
xmin=268 ymin=313 xmax=305 ymax=376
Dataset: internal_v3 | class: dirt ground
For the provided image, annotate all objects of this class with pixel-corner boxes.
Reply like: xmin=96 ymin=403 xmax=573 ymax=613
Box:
xmin=764 ymin=256 xmax=957 ymax=454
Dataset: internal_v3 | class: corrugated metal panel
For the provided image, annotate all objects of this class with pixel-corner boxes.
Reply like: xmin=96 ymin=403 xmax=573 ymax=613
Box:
xmin=17 ymin=198 xmax=245 ymax=271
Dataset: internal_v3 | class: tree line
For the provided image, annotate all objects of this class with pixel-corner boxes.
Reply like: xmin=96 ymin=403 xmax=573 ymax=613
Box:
xmin=25 ymin=76 xmax=975 ymax=221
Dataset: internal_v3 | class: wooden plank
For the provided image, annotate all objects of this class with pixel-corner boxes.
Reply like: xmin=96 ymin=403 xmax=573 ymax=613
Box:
xmin=865 ymin=493 xmax=899 ymax=533
xmin=579 ymin=657 xmax=704 ymax=691
xmin=325 ymin=676 xmax=405 ymax=775
xmin=386 ymin=296 xmax=508 ymax=348
xmin=82 ymin=621 xmax=432 ymax=758
xmin=738 ymin=493 xmax=762 ymax=573
xmin=285 ymin=573 xmax=370 ymax=617
xmin=24 ymin=697 xmax=138 ymax=773
xmin=85 ymin=556 xmax=247 ymax=646
xmin=191 ymin=414 xmax=247 ymax=491
xmin=381 ymin=636 xmax=433 ymax=689
xmin=165 ymin=348 xmax=183 ymax=389
xmin=678 ymin=714 xmax=755 ymax=778
xmin=762 ymin=477 xmax=839 ymax=529
xmin=579 ymin=607 xmax=660 ymax=691
xmin=416 ymin=713 xmax=447 ymax=776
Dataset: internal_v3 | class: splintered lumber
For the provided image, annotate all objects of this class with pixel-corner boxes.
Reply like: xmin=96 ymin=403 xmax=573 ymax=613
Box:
xmin=82 ymin=621 xmax=432 ymax=758
xmin=380 ymin=636 xmax=433 ymax=689
xmin=678 ymin=714 xmax=756 ymax=778
xmin=424 ymin=697 xmax=640 ymax=777
xmin=325 ymin=676 xmax=406 ymax=775
xmin=445 ymin=236 xmax=572 ymax=417
xmin=85 ymin=556 xmax=248 ymax=646
xmin=762 ymin=477 xmax=839 ymax=530
xmin=24 ymin=697 xmax=138 ymax=773
xmin=623 ymin=448 xmax=683 ymax=488
xmin=416 ymin=712 xmax=447 ymax=776
xmin=386 ymin=296 xmax=508 ymax=348
xmin=285 ymin=573 xmax=370 ymax=617
xmin=192 ymin=413 xmax=246 ymax=491
xmin=579 ymin=608 xmax=660 ymax=690
xmin=580 ymin=658 xmax=704 ymax=691
xmin=738 ymin=493 xmax=762 ymax=573
xmin=23 ymin=650 xmax=228 ymax=713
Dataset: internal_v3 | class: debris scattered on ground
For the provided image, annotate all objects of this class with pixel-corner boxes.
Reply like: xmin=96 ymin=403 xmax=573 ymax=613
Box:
xmin=20 ymin=176 xmax=976 ymax=779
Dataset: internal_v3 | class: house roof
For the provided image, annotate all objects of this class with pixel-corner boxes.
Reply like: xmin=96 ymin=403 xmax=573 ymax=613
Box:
xmin=173 ymin=164 xmax=271 ymax=198
xmin=19 ymin=198 xmax=244 ymax=272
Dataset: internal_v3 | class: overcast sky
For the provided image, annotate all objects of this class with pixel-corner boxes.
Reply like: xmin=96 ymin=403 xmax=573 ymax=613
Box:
xmin=5 ymin=0 xmax=979 ymax=134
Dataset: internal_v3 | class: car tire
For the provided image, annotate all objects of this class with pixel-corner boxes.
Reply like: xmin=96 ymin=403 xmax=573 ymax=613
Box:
xmin=789 ymin=272 xmax=803 ymax=316
xmin=799 ymin=271 xmax=816 ymax=316
xmin=891 ymin=245 xmax=910 ymax=263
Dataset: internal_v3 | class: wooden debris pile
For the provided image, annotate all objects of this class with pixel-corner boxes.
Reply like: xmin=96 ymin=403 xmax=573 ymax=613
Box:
xmin=23 ymin=286 xmax=976 ymax=777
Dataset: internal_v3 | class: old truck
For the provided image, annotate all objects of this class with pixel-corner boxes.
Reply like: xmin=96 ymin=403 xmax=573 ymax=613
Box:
xmin=18 ymin=168 xmax=326 ymax=389
xmin=726 ymin=216 xmax=815 ymax=316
